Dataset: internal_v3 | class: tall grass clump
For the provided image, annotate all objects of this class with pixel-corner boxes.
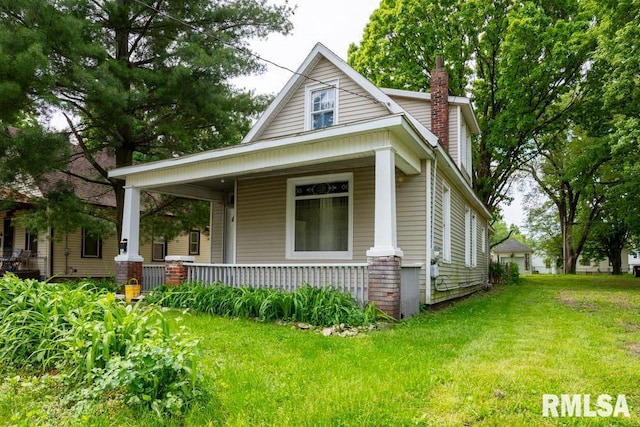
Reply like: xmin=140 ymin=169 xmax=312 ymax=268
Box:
xmin=148 ymin=282 xmax=389 ymax=326
xmin=0 ymin=274 xmax=202 ymax=417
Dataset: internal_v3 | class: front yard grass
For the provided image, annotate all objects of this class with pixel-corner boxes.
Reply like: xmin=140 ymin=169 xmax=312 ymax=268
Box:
xmin=2 ymin=275 xmax=640 ymax=426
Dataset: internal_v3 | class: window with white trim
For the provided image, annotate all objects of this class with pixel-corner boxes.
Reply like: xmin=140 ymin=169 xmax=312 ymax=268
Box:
xmin=442 ymin=183 xmax=451 ymax=262
xmin=152 ymin=236 xmax=167 ymax=262
xmin=464 ymin=207 xmax=471 ymax=267
xmin=286 ymin=173 xmax=353 ymax=259
xmin=471 ymin=212 xmax=477 ymax=267
xmin=189 ymin=230 xmax=200 ymax=255
xmin=81 ymin=228 xmax=102 ymax=258
xmin=305 ymin=80 xmax=338 ymax=130
xmin=481 ymin=226 xmax=486 ymax=254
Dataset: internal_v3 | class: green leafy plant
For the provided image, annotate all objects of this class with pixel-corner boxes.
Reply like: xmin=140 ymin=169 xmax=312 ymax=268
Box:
xmin=148 ymin=282 xmax=387 ymax=326
xmin=0 ymin=274 xmax=202 ymax=417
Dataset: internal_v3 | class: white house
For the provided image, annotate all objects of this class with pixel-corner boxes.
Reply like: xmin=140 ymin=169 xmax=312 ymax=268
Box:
xmin=108 ymin=43 xmax=491 ymax=318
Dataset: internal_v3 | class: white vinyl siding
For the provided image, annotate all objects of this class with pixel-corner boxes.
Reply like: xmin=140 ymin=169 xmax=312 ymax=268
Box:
xmin=236 ymin=167 xmax=374 ymax=263
xmin=442 ymin=183 xmax=451 ymax=262
xmin=387 ymin=95 xmax=431 ymax=129
xmin=258 ymin=58 xmax=389 ymax=140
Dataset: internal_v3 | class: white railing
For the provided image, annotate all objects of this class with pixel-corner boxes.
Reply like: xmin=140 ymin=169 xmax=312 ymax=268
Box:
xmin=142 ymin=264 xmax=165 ymax=292
xmin=186 ymin=263 xmax=368 ymax=303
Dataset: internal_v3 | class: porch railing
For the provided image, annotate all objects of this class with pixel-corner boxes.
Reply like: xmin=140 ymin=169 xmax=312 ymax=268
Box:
xmin=186 ymin=263 xmax=368 ymax=303
xmin=142 ymin=264 xmax=165 ymax=292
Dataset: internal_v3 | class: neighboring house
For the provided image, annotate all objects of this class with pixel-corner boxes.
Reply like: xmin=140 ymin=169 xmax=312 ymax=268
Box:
xmin=530 ymin=252 xmax=558 ymax=274
xmin=575 ymin=249 xmax=630 ymax=274
xmin=108 ymin=43 xmax=492 ymax=318
xmin=0 ymin=145 xmax=210 ymax=280
xmin=492 ymin=238 xmax=533 ymax=274
xmin=630 ymin=250 xmax=640 ymax=275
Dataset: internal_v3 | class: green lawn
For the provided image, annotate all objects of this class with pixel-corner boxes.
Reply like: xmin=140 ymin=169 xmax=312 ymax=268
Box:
xmin=3 ymin=275 xmax=640 ymax=426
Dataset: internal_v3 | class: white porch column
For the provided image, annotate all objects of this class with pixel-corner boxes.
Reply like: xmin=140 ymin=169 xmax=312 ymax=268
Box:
xmin=115 ymin=185 xmax=144 ymax=262
xmin=115 ymin=186 xmax=144 ymax=286
xmin=367 ymin=146 xmax=403 ymax=257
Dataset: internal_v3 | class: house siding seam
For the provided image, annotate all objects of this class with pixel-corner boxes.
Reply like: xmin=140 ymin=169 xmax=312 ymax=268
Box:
xmin=258 ymin=58 xmax=389 ymax=141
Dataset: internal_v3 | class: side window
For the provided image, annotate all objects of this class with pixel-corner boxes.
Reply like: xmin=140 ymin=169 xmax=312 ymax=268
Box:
xmin=442 ymin=183 xmax=451 ymax=263
xmin=81 ymin=228 xmax=102 ymax=258
xmin=25 ymin=231 xmax=38 ymax=256
xmin=189 ymin=230 xmax=200 ymax=255
xmin=152 ymin=237 xmax=167 ymax=262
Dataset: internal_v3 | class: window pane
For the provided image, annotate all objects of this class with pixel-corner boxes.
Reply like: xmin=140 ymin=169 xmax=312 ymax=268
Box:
xmin=152 ymin=242 xmax=165 ymax=261
xmin=295 ymin=196 xmax=348 ymax=251
xmin=312 ymin=111 xmax=334 ymax=129
xmin=189 ymin=231 xmax=200 ymax=255
xmin=83 ymin=231 xmax=100 ymax=258
xmin=312 ymin=89 xmax=334 ymax=112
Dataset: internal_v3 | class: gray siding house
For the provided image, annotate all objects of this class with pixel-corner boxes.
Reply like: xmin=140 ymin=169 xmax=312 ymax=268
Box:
xmin=108 ymin=43 xmax=491 ymax=318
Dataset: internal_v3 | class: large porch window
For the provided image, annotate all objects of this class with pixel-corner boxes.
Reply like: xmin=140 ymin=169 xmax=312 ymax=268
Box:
xmin=286 ymin=173 xmax=353 ymax=259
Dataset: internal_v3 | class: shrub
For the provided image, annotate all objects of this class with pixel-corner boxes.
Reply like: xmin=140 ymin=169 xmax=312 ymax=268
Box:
xmin=148 ymin=282 xmax=388 ymax=326
xmin=0 ymin=274 xmax=202 ymax=417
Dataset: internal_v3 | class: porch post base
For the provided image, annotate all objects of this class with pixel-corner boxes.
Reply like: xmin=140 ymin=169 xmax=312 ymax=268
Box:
xmin=115 ymin=260 xmax=142 ymax=287
xmin=165 ymin=255 xmax=195 ymax=286
xmin=367 ymin=255 xmax=402 ymax=320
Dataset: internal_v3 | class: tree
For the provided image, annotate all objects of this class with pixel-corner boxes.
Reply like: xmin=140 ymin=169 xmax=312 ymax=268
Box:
xmin=581 ymin=209 xmax=629 ymax=275
xmin=489 ymin=219 xmax=526 ymax=248
xmin=0 ymin=0 xmax=293 ymax=239
xmin=523 ymin=125 xmax=612 ymax=274
xmin=347 ymin=0 xmax=597 ymax=213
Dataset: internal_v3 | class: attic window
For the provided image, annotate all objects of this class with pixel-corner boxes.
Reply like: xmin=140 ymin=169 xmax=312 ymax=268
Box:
xmin=305 ymin=80 xmax=339 ymax=130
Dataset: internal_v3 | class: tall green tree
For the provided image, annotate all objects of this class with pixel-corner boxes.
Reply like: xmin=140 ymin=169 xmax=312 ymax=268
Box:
xmin=523 ymin=126 xmax=612 ymax=274
xmin=0 ymin=0 xmax=293 ymax=239
xmin=347 ymin=0 xmax=597 ymax=213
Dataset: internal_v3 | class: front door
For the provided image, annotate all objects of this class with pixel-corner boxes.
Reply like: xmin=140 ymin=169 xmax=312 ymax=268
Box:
xmin=224 ymin=207 xmax=236 ymax=264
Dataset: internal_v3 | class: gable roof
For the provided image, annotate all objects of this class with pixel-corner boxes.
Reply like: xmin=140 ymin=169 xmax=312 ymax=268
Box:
xmin=242 ymin=42 xmax=437 ymax=145
xmin=0 ymin=144 xmax=117 ymax=209
xmin=493 ymin=238 xmax=533 ymax=254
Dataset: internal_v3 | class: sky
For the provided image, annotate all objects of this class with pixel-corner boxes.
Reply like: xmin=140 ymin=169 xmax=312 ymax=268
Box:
xmin=231 ymin=0 xmax=381 ymax=96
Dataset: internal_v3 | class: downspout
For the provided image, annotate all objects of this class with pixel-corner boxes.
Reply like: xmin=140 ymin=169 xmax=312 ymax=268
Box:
xmin=429 ymin=154 xmax=438 ymax=303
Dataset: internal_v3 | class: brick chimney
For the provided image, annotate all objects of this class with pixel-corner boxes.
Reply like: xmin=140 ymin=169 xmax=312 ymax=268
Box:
xmin=430 ymin=56 xmax=449 ymax=152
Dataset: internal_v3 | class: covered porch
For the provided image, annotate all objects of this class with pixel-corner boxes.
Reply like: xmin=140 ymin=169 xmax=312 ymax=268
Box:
xmin=109 ymin=115 xmax=434 ymax=318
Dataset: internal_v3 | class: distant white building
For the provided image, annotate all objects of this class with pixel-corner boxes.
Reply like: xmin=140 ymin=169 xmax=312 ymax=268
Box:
xmin=531 ymin=252 xmax=558 ymax=274
xmin=629 ymin=250 xmax=640 ymax=275
xmin=576 ymin=248 xmax=630 ymax=274
xmin=492 ymin=238 xmax=533 ymax=274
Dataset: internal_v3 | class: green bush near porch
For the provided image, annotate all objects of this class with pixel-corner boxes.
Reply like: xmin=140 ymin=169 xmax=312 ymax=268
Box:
xmin=0 ymin=274 xmax=202 ymax=418
xmin=147 ymin=281 xmax=386 ymax=326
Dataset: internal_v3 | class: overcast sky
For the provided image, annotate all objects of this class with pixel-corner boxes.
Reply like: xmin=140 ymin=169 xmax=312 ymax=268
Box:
xmin=232 ymin=0 xmax=381 ymax=95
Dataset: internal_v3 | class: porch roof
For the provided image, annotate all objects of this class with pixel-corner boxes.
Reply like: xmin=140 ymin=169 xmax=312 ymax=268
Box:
xmin=108 ymin=113 xmax=435 ymax=200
